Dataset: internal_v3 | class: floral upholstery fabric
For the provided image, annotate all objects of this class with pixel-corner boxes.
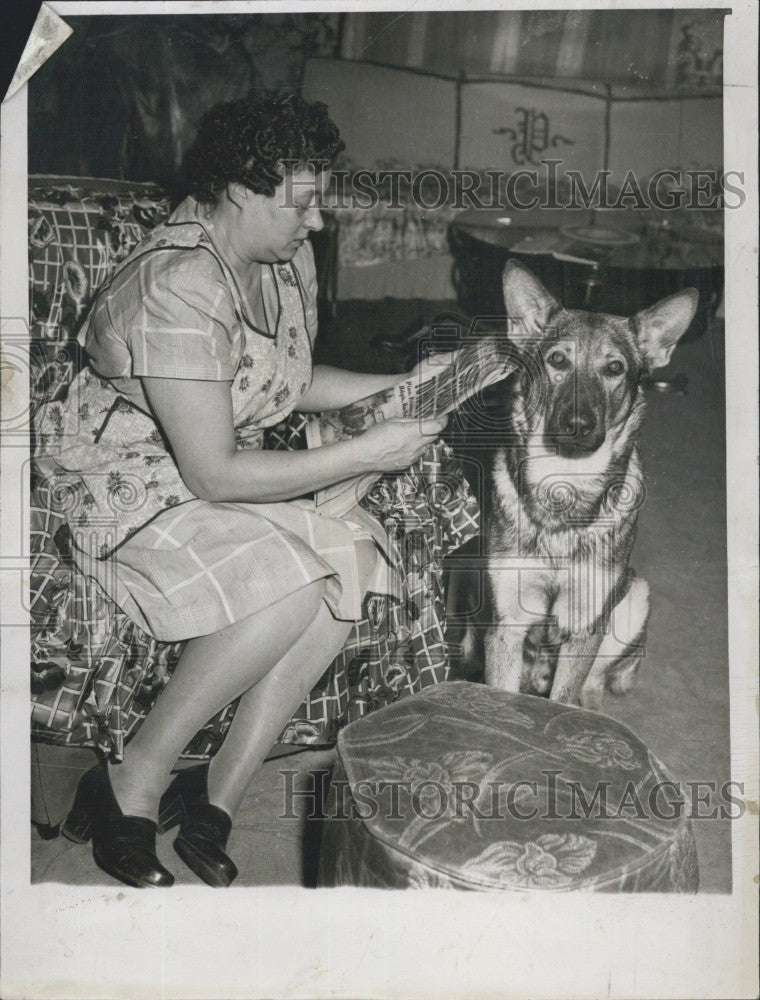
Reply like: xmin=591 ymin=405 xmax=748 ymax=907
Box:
xmin=318 ymin=681 xmax=699 ymax=892
xmin=27 ymin=176 xmax=480 ymax=759
xmin=29 ymin=176 xmax=170 ymax=343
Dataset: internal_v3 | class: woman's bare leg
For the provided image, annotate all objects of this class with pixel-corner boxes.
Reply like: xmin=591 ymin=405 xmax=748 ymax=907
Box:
xmin=206 ymin=540 xmax=379 ymax=818
xmin=109 ymin=580 xmax=325 ymax=820
xmin=205 ymin=602 xmax=354 ymax=817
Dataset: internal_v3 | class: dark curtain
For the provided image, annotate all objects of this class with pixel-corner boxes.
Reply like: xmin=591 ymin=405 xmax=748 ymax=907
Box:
xmin=340 ymin=10 xmax=724 ymax=88
xmin=28 ymin=13 xmax=341 ymax=188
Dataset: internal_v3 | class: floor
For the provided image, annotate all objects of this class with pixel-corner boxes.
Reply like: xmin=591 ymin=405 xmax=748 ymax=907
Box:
xmin=31 ymin=297 xmax=731 ymax=893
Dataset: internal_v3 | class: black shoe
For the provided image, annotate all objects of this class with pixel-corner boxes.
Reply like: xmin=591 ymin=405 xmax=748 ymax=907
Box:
xmin=61 ymin=763 xmax=175 ymax=889
xmin=160 ymin=769 xmax=238 ymax=888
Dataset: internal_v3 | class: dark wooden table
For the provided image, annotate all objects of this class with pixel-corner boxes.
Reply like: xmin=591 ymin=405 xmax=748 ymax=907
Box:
xmin=449 ymin=206 xmax=724 ymax=335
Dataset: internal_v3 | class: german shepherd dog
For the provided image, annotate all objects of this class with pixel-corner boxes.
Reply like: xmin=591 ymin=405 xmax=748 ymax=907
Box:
xmin=482 ymin=260 xmax=698 ymax=707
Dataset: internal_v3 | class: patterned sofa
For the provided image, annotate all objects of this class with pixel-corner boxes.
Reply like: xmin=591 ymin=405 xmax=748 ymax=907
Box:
xmin=28 ymin=175 xmax=479 ymax=827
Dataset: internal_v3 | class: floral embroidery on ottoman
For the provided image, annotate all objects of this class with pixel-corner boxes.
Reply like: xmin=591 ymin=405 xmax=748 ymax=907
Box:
xmin=461 ymin=833 xmax=597 ymax=889
xmin=559 ymin=729 xmax=640 ymax=771
xmin=425 ymin=683 xmax=536 ymax=729
xmin=370 ymin=750 xmax=495 ymax=817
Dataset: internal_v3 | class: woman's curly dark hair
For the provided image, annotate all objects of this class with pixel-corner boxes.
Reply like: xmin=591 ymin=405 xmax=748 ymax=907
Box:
xmin=185 ymin=95 xmax=345 ymax=204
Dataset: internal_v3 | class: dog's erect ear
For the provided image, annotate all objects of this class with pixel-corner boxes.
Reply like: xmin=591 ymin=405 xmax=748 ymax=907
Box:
xmin=502 ymin=260 xmax=559 ymax=340
xmin=632 ymin=289 xmax=699 ymax=370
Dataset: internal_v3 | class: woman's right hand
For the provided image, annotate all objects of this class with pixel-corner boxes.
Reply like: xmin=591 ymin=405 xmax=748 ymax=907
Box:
xmin=357 ymin=416 xmax=447 ymax=472
xmin=141 ymin=377 xmax=447 ymax=503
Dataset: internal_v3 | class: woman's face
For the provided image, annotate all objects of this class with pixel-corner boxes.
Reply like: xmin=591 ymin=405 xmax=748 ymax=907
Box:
xmin=238 ymin=166 xmax=330 ymax=264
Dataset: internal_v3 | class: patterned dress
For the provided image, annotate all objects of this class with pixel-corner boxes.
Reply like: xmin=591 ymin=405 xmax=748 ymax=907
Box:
xmin=34 ymin=198 xmax=396 ymax=643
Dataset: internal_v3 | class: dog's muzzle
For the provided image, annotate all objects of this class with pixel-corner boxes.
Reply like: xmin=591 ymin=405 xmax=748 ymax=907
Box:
xmin=546 ymin=400 xmax=606 ymax=456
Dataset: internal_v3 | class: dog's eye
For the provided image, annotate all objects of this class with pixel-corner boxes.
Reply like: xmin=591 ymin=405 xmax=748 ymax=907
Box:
xmin=547 ymin=350 xmax=568 ymax=369
xmin=605 ymin=360 xmax=625 ymax=376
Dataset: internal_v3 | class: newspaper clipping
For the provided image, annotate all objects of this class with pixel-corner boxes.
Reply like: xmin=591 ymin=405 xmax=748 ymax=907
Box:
xmin=305 ymin=337 xmax=517 ymax=515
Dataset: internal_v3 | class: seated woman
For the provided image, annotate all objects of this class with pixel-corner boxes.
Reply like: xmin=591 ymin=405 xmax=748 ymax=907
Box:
xmin=34 ymin=96 xmax=450 ymax=889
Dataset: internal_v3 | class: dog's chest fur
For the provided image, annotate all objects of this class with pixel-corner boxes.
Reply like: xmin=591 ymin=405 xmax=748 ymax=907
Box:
xmin=487 ymin=446 xmax=641 ymax=637
xmin=486 ymin=384 xmax=643 ymax=610
xmin=488 ymin=446 xmax=638 ymax=561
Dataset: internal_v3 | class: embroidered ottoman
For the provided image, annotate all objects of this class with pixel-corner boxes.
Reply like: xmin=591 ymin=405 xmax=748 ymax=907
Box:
xmin=317 ymin=681 xmax=698 ymax=892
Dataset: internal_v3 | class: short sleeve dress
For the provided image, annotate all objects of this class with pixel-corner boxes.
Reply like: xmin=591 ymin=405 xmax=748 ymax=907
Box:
xmin=34 ymin=197 xmax=396 ymax=643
